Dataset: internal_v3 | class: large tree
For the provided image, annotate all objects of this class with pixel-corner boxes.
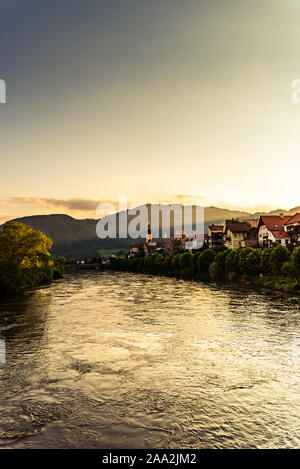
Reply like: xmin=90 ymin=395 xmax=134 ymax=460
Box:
xmin=0 ymin=222 xmax=61 ymax=295
xmin=0 ymin=222 xmax=53 ymax=268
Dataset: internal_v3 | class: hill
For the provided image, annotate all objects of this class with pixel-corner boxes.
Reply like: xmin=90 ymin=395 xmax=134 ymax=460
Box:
xmin=7 ymin=214 xmax=133 ymax=258
xmin=4 ymin=205 xmax=299 ymax=258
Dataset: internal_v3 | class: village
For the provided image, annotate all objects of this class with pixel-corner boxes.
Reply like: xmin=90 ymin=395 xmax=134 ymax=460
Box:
xmin=127 ymin=213 xmax=300 ymax=260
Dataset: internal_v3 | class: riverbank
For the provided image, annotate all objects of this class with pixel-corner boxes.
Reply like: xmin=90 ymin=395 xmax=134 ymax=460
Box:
xmin=222 ymin=271 xmax=300 ymax=295
xmin=108 ymin=263 xmax=300 ymax=295
xmin=64 ymin=263 xmax=101 ymax=272
xmin=0 ymin=263 xmax=64 ymax=296
xmin=108 ymin=245 xmax=300 ymax=295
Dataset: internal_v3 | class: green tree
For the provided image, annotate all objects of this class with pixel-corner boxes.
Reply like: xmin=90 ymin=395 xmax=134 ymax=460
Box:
xmin=57 ymin=256 xmax=67 ymax=265
xmin=173 ymin=239 xmax=183 ymax=254
xmin=225 ymin=250 xmax=240 ymax=272
xmin=190 ymin=252 xmax=201 ymax=270
xmin=245 ymin=250 xmax=261 ymax=275
xmin=292 ymin=246 xmax=300 ymax=274
xmin=238 ymin=248 xmax=253 ymax=274
xmin=179 ymin=253 xmax=191 ymax=268
xmin=197 ymin=249 xmax=215 ymax=272
xmin=260 ymin=247 xmax=273 ymax=274
xmin=211 ymin=245 xmax=227 ymax=256
xmin=281 ymin=261 xmax=298 ymax=278
xmin=153 ymin=254 xmax=167 ymax=274
xmin=214 ymin=249 xmax=230 ymax=270
xmin=144 ymin=255 xmax=155 ymax=272
xmin=172 ymin=254 xmax=181 ymax=268
xmin=0 ymin=222 xmax=61 ymax=295
xmin=270 ymin=245 xmax=291 ymax=276
xmin=0 ymin=222 xmax=53 ymax=268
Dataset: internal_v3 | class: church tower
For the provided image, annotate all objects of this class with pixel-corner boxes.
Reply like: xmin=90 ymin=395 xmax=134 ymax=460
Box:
xmin=145 ymin=223 xmax=152 ymax=244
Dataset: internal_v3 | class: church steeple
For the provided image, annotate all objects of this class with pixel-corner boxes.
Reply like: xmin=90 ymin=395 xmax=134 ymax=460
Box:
xmin=146 ymin=223 xmax=152 ymax=243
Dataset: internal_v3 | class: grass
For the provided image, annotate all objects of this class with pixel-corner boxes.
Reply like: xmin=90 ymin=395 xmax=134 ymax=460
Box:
xmin=98 ymin=248 xmax=127 ymax=258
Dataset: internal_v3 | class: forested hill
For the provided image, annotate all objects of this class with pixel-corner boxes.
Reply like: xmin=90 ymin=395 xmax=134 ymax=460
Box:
xmin=2 ymin=207 xmax=251 ymax=258
xmin=4 ymin=214 xmax=133 ymax=259
xmin=4 ymin=205 xmax=300 ymax=258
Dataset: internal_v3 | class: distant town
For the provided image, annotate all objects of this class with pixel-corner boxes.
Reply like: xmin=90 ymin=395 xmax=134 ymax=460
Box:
xmin=123 ymin=213 xmax=300 ymax=263
xmin=67 ymin=212 xmax=300 ymax=266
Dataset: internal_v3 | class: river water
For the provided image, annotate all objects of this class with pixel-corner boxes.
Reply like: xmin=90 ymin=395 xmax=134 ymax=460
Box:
xmin=0 ymin=271 xmax=299 ymax=448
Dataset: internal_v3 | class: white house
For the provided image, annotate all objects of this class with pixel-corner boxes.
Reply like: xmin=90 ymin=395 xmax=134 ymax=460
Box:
xmin=283 ymin=213 xmax=300 ymax=245
xmin=258 ymin=215 xmax=291 ymax=246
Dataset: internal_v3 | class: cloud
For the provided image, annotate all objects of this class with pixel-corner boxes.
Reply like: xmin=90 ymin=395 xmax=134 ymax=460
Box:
xmin=0 ymin=196 xmax=291 ymax=222
xmin=0 ymin=198 xmax=18 ymax=207
xmin=175 ymin=195 xmax=207 ymax=203
xmin=176 ymin=194 xmax=206 ymax=200
xmin=7 ymin=197 xmax=119 ymax=212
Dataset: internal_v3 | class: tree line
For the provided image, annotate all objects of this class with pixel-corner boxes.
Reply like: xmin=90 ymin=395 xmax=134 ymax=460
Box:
xmin=109 ymin=245 xmax=300 ymax=293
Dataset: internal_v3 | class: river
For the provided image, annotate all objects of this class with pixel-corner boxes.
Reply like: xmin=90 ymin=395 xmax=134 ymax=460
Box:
xmin=0 ymin=271 xmax=299 ymax=448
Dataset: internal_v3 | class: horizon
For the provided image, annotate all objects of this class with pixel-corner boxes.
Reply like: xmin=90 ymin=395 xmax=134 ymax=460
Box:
xmin=2 ymin=201 xmax=300 ymax=225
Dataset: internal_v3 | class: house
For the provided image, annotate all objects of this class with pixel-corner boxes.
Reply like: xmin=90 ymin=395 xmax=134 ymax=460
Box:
xmin=162 ymin=231 xmax=187 ymax=256
xmin=185 ymin=234 xmax=205 ymax=252
xmin=128 ymin=242 xmax=144 ymax=258
xmin=204 ymin=233 xmax=209 ymax=246
xmin=162 ymin=235 xmax=176 ymax=257
xmin=144 ymin=241 xmax=161 ymax=256
xmin=174 ymin=229 xmax=188 ymax=251
xmin=207 ymin=225 xmax=224 ymax=247
xmin=224 ymin=223 xmax=251 ymax=250
xmin=242 ymin=218 xmax=259 ymax=229
xmin=258 ymin=215 xmax=291 ymax=246
xmin=241 ymin=227 xmax=259 ymax=248
xmin=283 ymin=213 xmax=300 ymax=246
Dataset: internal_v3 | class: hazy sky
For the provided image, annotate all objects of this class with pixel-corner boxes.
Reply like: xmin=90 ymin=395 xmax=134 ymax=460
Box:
xmin=0 ymin=0 xmax=300 ymax=221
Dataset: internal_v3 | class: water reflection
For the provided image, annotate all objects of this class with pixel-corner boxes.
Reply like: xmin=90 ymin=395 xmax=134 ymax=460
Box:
xmin=0 ymin=292 xmax=49 ymax=355
xmin=0 ymin=271 xmax=300 ymax=448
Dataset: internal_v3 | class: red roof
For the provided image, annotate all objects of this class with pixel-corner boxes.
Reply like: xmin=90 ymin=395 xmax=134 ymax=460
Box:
xmin=228 ymin=223 xmax=250 ymax=233
xmin=243 ymin=218 xmax=259 ymax=228
xmin=283 ymin=213 xmax=300 ymax=225
xmin=145 ymin=242 xmax=161 ymax=252
xmin=208 ymin=225 xmax=224 ymax=232
xmin=271 ymin=230 xmax=290 ymax=240
xmin=260 ymin=215 xmax=291 ymax=231
xmin=131 ymin=242 xmax=144 ymax=249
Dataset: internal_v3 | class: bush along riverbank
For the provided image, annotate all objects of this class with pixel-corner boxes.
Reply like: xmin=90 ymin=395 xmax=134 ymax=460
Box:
xmin=109 ymin=245 xmax=300 ymax=294
xmin=0 ymin=222 xmax=64 ymax=296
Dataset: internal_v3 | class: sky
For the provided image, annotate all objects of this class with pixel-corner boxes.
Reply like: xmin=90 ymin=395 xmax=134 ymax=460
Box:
xmin=0 ymin=0 xmax=300 ymax=222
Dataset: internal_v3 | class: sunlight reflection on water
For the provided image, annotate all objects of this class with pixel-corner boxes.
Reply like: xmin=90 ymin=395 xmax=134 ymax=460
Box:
xmin=0 ymin=271 xmax=300 ymax=448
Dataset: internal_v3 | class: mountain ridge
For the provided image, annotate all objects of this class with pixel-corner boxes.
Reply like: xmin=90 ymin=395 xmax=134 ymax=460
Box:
xmin=3 ymin=205 xmax=299 ymax=258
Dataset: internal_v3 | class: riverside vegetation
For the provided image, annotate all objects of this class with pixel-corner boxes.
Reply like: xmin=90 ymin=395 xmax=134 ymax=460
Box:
xmin=0 ymin=222 xmax=64 ymax=295
xmin=110 ymin=244 xmax=300 ymax=294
